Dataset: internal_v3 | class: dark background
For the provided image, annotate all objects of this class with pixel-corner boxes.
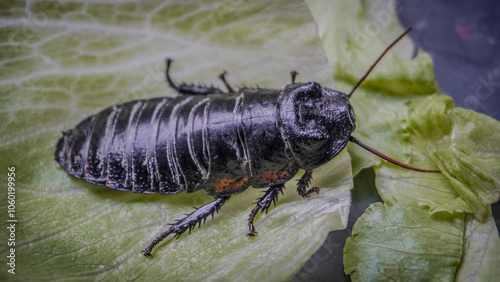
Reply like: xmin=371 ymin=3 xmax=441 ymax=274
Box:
xmin=294 ymin=0 xmax=500 ymax=280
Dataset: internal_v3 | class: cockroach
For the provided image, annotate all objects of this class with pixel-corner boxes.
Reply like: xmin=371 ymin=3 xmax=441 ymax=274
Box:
xmin=55 ymin=28 xmax=438 ymax=257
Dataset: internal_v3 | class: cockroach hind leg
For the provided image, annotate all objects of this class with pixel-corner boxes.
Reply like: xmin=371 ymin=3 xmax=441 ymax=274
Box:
xmin=165 ymin=58 xmax=225 ymax=95
xmin=141 ymin=196 xmax=229 ymax=258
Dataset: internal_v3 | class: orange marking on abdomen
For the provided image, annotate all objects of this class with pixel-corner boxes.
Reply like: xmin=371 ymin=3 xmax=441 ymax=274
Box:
xmin=215 ymin=177 xmax=249 ymax=192
xmin=262 ymin=170 xmax=290 ymax=185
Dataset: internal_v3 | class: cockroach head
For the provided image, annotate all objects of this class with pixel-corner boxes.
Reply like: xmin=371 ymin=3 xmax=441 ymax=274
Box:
xmin=279 ymin=82 xmax=355 ymax=170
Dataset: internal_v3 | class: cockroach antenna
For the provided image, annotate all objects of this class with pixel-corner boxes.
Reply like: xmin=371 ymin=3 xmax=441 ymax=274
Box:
xmin=349 ymin=136 xmax=440 ymax=173
xmin=347 ymin=28 xmax=440 ymax=173
xmin=348 ymin=28 xmax=412 ymax=98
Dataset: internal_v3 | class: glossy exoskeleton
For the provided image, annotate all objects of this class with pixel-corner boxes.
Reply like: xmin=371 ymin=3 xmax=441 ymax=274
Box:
xmin=55 ymin=28 xmax=438 ymax=257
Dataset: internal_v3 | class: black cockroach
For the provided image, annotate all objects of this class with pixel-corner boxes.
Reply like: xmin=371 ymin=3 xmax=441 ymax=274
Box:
xmin=55 ymin=28 xmax=438 ymax=257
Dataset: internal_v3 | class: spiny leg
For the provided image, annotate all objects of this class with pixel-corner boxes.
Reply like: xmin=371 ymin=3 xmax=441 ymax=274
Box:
xmin=142 ymin=196 xmax=229 ymax=257
xmin=218 ymin=70 xmax=234 ymax=92
xmin=297 ymin=169 xmax=319 ymax=198
xmin=247 ymin=184 xmax=284 ymax=238
xmin=165 ymin=58 xmax=224 ymax=95
xmin=290 ymin=70 xmax=299 ymax=83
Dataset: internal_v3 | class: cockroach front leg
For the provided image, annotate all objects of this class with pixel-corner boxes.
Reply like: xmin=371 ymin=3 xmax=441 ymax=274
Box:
xmin=296 ymin=169 xmax=319 ymax=198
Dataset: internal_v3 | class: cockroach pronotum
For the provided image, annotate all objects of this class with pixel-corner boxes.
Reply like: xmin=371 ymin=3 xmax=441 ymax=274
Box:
xmin=55 ymin=28 xmax=439 ymax=257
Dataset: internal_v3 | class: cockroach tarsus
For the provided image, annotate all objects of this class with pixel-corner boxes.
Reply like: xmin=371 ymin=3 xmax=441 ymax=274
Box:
xmin=54 ymin=28 xmax=439 ymax=258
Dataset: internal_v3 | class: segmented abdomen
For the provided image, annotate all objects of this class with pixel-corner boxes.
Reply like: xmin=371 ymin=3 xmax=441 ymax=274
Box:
xmin=57 ymin=97 xmax=176 ymax=193
xmin=56 ymin=90 xmax=299 ymax=196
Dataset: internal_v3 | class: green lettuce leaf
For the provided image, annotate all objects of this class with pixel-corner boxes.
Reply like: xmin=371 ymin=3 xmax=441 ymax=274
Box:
xmin=408 ymin=95 xmax=500 ymax=221
xmin=376 ymin=164 xmax=472 ymax=216
xmin=344 ymin=196 xmax=464 ymax=281
xmin=374 ymin=99 xmax=471 ymax=216
xmin=0 ymin=1 xmax=352 ymax=281
xmin=307 ymin=0 xmax=500 ymax=281
xmin=456 ymin=211 xmax=500 ymax=281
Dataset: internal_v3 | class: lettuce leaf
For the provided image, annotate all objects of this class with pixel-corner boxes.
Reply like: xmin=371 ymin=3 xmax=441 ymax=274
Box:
xmin=2 ymin=0 xmax=499 ymax=281
xmin=456 ymin=211 xmax=500 ymax=281
xmin=408 ymin=95 xmax=500 ymax=221
xmin=307 ymin=0 xmax=500 ymax=281
xmin=344 ymin=196 xmax=464 ymax=281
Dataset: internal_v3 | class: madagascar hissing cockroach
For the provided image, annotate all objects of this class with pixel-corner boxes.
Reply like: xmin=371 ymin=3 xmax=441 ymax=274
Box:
xmin=55 ymin=28 xmax=438 ymax=257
